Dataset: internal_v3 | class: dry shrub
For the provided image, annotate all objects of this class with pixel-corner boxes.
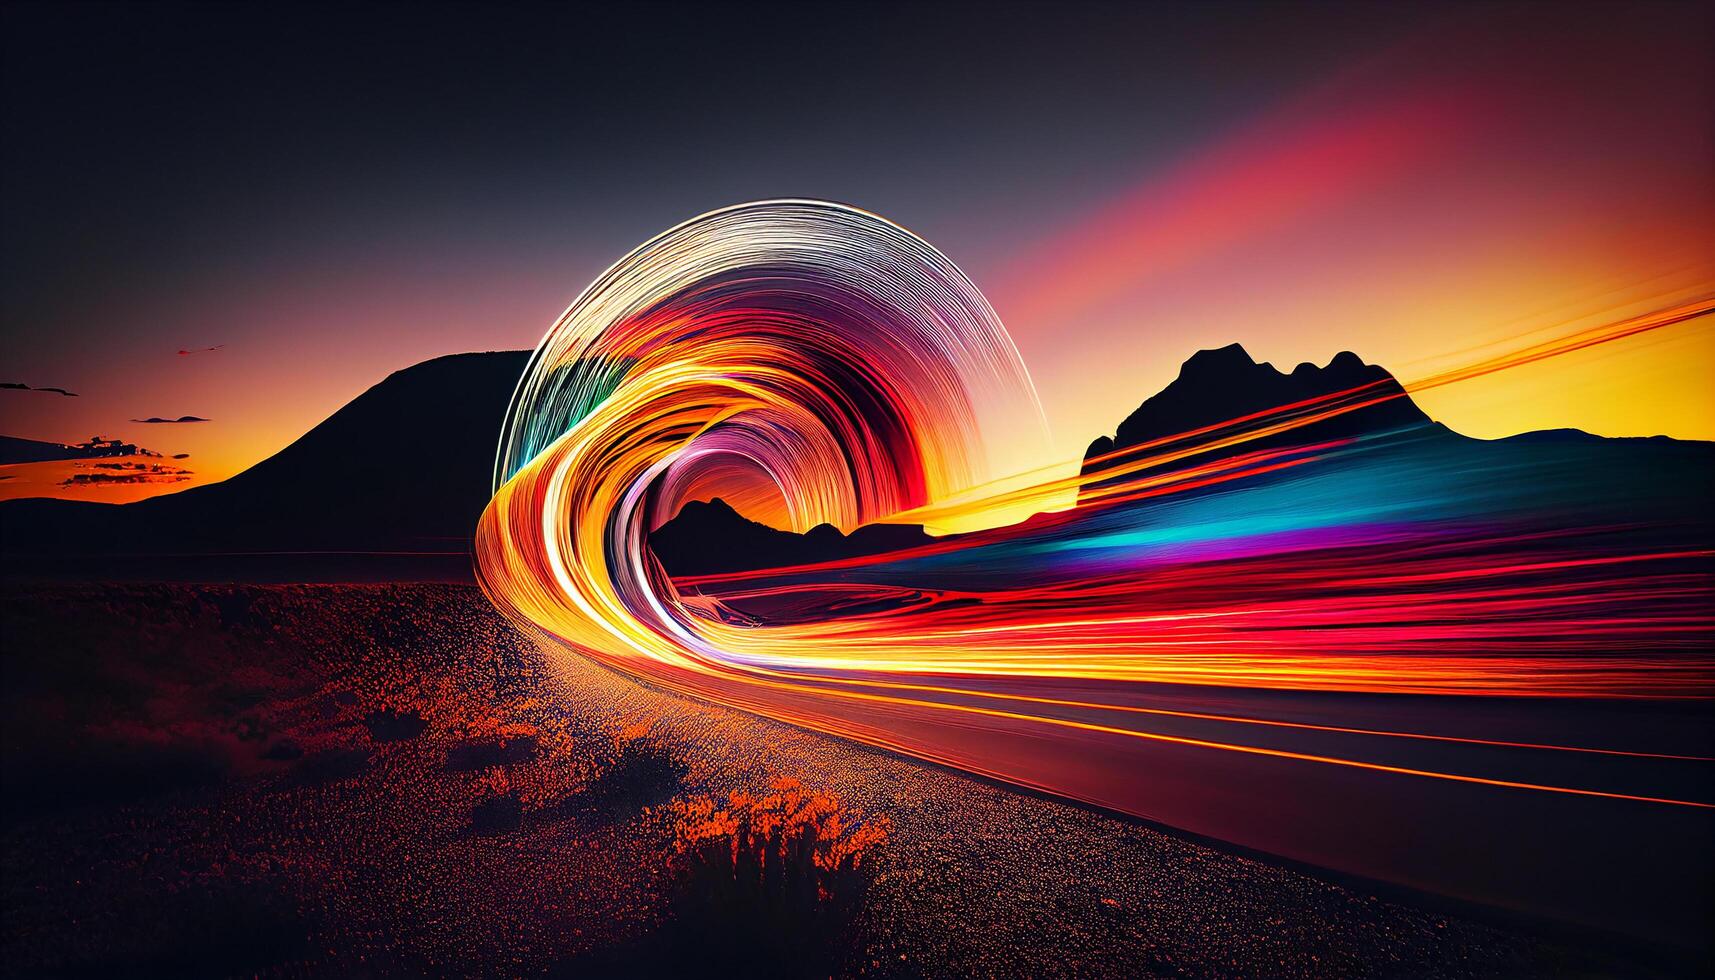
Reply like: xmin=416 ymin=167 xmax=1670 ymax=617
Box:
xmin=663 ymin=777 xmax=890 ymax=975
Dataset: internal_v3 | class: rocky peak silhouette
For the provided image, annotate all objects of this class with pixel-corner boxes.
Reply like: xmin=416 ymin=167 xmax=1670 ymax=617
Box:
xmin=1085 ymin=344 xmax=1435 ymax=479
xmin=648 ymin=497 xmax=933 ymax=578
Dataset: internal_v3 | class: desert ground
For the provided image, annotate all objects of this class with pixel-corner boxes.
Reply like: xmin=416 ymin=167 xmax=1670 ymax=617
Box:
xmin=0 ymin=584 xmax=1694 ymax=977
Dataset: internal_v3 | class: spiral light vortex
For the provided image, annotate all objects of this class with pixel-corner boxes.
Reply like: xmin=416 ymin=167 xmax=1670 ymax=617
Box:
xmin=476 ymin=199 xmax=1712 ymax=834
xmin=476 ymin=200 xmax=1047 ymax=679
xmin=472 ymin=201 xmax=1713 ymax=946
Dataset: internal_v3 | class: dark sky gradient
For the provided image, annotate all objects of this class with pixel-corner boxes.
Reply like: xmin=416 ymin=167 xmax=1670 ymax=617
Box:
xmin=3 ymin=1 xmax=1710 ymax=496
xmin=5 ymin=2 xmax=1430 ymax=307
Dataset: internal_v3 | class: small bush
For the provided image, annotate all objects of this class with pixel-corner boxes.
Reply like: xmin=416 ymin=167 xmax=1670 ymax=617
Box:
xmin=664 ymin=777 xmax=890 ymax=975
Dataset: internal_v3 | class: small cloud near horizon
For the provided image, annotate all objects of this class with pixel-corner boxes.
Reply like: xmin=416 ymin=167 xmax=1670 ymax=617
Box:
xmin=1 ymin=434 xmax=163 ymax=465
xmin=131 ymin=416 xmax=210 ymax=424
xmin=3 ymin=382 xmax=78 ymax=397
xmin=60 ymin=463 xmax=193 ymax=487
xmin=177 ymin=345 xmax=224 ymax=356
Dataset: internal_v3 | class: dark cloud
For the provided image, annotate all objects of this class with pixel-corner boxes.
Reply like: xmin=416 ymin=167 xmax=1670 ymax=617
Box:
xmin=177 ymin=345 xmax=224 ymax=356
xmin=0 ymin=435 xmax=162 ymax=464
xmin=3 ymin=382 xmax=78 ymax=397
xmin=93 ymin=461 xmax=183 ymax=471
xmin=131 ymin=416 xmax=210 ymax=424
xmin=172 ymin=453 xmax=191 ymax=459
xmin=61 ymin=463 xmax=193 ymax=486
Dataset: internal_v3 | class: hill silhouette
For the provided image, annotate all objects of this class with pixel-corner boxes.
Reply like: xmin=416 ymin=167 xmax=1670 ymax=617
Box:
xmin=649 ymin=498 xmax=934 ymax=577
xmin=1082 ymin=343 xmax=1437 ymax=492
xmin=2 ymin=351 xmax=529 ymax=568
xmin=5 ymin=344 xmax=1708 ymax=580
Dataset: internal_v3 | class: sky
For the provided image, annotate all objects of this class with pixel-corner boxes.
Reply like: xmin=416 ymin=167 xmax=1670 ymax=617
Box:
xmin=2 ymin=0 xmax=1711 ymax=503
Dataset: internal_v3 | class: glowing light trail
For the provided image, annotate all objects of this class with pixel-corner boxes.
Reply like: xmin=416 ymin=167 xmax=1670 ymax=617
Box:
xmin=476 ymin=201 xmax=1714 ymax=830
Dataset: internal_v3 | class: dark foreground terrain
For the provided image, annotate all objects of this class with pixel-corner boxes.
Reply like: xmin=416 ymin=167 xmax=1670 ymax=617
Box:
xmin=0 ymin=584 xmax=1693 ymax=977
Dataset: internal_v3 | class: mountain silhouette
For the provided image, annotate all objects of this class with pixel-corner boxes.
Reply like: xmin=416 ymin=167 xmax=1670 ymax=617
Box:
xmin=2 ymin=351 xmax=529 ymax=568
xmin=5 ymin=344 xmax=1707 ymax=580
xmin=649 ymin=498 xmax=934 ymax=577
xmin=1082 ymin=343 xmax=1436 ymax=492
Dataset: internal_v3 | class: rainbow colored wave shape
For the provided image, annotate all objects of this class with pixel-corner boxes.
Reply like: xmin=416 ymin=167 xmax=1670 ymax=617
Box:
xmin=478 ymin=200 xmax=1050 ymax=676
xmin=475 ymin=199 xmax=1715 ymax=941
xmin=476 ymin=201 xmax=1715 ymax=831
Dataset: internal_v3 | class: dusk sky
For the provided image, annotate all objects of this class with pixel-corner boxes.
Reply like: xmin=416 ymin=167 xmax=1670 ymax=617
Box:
xmin=3 ymin=0 xmax=1711 ymax=501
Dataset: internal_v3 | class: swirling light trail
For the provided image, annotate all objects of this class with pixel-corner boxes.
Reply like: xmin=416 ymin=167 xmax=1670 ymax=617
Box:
xmin=477 ymin=197 xmax=1711 ymax=775
xmin=478 ymin=201 xmax=1048 ymax=673
xmin=475 ymin=202 xmax=1714 ymax=934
